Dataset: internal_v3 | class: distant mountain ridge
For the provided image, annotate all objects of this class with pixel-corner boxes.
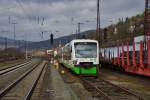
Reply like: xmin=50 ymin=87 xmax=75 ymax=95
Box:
xmin=0 ymin=30 xmax=95 ymax=51
xmin=0 ymin=37 xmax=32 ymax=51
xmin=28 ymin=30 xmax=96 ymax=50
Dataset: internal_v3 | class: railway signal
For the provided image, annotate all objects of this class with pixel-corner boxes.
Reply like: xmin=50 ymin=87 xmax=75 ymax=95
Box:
xmin=50 ymin=33 xmax=54 ymax=44
xmin=97 ymin=0 xmax=101 ymax=45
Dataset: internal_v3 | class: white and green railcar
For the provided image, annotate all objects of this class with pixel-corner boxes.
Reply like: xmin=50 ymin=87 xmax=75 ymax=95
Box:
xmin=58 ymin=39 xmax=99 ymax=75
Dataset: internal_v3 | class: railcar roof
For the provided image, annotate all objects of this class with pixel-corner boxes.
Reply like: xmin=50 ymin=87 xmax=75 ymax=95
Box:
xmin=71 ymin=39 xmax=98 ymax=43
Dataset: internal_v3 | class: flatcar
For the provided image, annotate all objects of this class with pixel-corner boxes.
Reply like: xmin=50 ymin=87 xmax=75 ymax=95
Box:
xmin=58 ymin=39 xmax=99 ymax=75
xmin=100 ymin=35 xmax=150 ymax=77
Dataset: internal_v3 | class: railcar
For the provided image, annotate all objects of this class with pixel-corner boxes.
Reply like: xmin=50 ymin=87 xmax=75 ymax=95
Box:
xmin=100 ymin=35 xmax=150 ymax=76
xmin=58 ymin=39 xmax=99 ymax=75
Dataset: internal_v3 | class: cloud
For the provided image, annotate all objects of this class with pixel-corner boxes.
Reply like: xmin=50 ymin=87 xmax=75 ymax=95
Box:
xmin=0 ymin=0 xmax=145 ymax=41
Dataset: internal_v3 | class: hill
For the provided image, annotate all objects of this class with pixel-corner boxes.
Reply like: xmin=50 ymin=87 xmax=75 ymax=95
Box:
xmin=0 ymin=37 xmax=32 ymax=51
xmin=103 ymin=13 xmax=144 ymax=43
xmin=28 ymin=30 xmax=96 ymax=50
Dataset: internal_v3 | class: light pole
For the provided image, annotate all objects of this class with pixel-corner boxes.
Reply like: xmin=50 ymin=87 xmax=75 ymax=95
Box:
xmin=25 ymin=41 xmax=28 ymax=59
xmin=97 ymin=0 xmax=101 ymax=45
xmin=77 ymin=19 xmax=96 ymax=39
xmin=77 ymin=22 xmax=84 ymax=39
xmin=12 ymin=22 xmax=17 ymax=47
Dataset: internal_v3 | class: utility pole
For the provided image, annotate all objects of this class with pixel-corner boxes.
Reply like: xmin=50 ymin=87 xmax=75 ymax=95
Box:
xmin=23 ymin=34 xmax=28 ymax=59
xmin=97 ymin=0 xmax=101 ymax=45
xmin=25 ymin=41 xmax=28 ymax=59
xmin=41 ymin=17 xmax=45 ymax=26
xmin=8 ymin=16 xmax=11 ymax=25
xmin=5 ymin=38 xmax=7 ymax=55
xmin=144 ymin=0 xmax=150 ymax=36
xmin=12 ymin=22 xmax=17 ymax=47
xmin=41 ymin=31 xmax=44 ymax=39
xmin=78 ymin=22 xmax=81 ymax=39
xmin=18 ymin=40 xmax=20 ymax=52
xmin=77 ymin=22 xmax=84 ymax=39
xmin=38 ymin=16 xmax=40 ymax=24
xmin=76 ymin=29 xmax=78 ymax=39
xmin=144 ymin=0 xmax=150 ymax=50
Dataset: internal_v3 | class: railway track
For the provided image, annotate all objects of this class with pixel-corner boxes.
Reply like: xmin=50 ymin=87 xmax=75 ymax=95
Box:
xmin=0 ymin=60 xmax=32 ymax=75
xmin=24 ymin=62 xmax=47 ymax=100
xmin=99 ymin=68 xmax=150 ymax=100
xmin=0 ymin=60 xmax=46 ymax=100
xmin=81 ymin=77 xmax=145 ymax=100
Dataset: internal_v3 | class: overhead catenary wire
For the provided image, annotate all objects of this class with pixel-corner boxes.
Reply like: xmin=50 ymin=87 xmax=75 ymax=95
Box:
xmin=0 ymin=6 xmax=17 ymax=11
xmin=15 ymin=0 xmax=41 ymax=41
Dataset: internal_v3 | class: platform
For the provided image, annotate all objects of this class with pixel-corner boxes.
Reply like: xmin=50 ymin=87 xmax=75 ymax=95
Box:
xmin=43 ymin=62 xmax=93 ymax=100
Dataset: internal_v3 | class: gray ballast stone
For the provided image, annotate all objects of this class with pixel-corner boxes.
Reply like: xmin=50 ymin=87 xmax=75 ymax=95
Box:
xmin=50 ymin=65 xmax=74 ymax=100
xmin=70 ymin=83 xmax=93 ymax=100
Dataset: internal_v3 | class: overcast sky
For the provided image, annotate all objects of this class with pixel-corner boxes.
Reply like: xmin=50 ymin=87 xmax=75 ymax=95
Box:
xmin=0 ymin=0 xmax=145 ymax=41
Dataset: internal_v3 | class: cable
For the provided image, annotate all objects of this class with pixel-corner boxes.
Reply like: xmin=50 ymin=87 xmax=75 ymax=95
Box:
xmin=0 ymin=6 xmax=16 ymax=11
xmin=14 ymin=0 xmax=41 ymax=41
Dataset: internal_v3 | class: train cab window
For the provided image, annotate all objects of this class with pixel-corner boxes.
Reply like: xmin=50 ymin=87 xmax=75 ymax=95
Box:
xmin=74 ymin=42 xmax=97 ymax=58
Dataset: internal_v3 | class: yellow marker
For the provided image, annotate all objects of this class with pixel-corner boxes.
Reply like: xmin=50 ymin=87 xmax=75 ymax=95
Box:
xmin=61 ymin=70 xmax=65 ymax=74
xmin=55 ymin=62 xmax=59 ymax=69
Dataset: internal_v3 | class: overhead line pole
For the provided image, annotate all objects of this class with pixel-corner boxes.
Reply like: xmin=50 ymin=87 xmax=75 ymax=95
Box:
xmin=97 ymin=0 xmax=101 ymax=45
xmin=78 ymin=22 xmax=81 ymax=39
xmin=77 ymin=22 xmax=84 ymax=39
xmin=144 ymin=0 xmax=150 ymax=50
xmin=144 ymin=0 xmax=150 ymax=36
xmin=76 ymin=29 xmax=78 ymax=39
xmin=24 ymin=35 xmax=28 ymax=60
xmin=12 ymin=22 xmax=17 ymax=47
xmin=4 ymin=38 xmax=7 ymax=57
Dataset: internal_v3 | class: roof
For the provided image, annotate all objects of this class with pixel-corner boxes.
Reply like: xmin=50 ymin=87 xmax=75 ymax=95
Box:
xmin=71 ymin=39 xmax=98 ymax=43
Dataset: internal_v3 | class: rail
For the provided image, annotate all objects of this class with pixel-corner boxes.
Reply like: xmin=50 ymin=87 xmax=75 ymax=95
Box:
xmin=81 ymin=77 xmax=145 ymax=100
xmin=0 ymin=60 xmax=31 ymax=75
xmin=0 ymin=62 xmax=41 ymax=98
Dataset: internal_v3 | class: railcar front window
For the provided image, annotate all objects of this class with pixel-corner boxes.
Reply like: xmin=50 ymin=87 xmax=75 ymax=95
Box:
xmin=74 ymin=42 xmax=97 ymax=58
